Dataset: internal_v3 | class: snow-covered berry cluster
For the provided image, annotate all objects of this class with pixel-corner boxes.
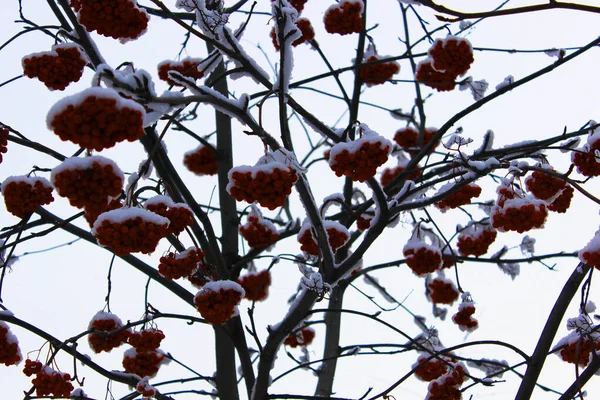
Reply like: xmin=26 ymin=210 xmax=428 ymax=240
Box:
xmin=0 ymin=127 xmax=8 ymax=164
xmin=227 ymin=156 xmax=298 ymax=210
xmin=92 ymin=208 xmax=169 ymax=256
xmin=436 ymin=183 xmax=481 ymax=211
xmin=84 ymin=197 xmax=123 ymax=227
xmin=356 ymin=214 xmax=373 ymax=231
xmin=359 ymin=55 xmax=400 ymax=86
xmin=578 ymin=234 xmax=600 ymax=270
xmin=525 ymin=169 xmax=566 ymax=201
xmin=22 ymin=44 xmax=87 ymax=91
xmin=297 ymin=220 xmax=350 ymax=256
xmin=572 ymin=130 xmax=600 ymax=177
xmin=183 ymin=145 xmax=218 ymax=176
xmin=271 ymin=18 xmax=315 ymax=50
xmin=329 ymin=131 xmax=392 ymax=182
xmin=128 ymin=329 xmax=165 ymax=353
xmin=239 ymin=207 xmax=280 ymax=249
xmin=428 ymin=36 xmax=474 ymax=77
xmin=194 ymin=281 xmax=245 ymax=325
xmin=403 ymin=238 xmax=443 ymax=276
xmin=413 ymin=355 xmax=448 ymax=382
xmin=0 ymin=322 xmax=22 ymax=366
xmin=136 ymin=379 xmax=157 ymax=398
xmin=394 ymin=127 xmax=439 ymax=156
xmin=415 ymin=59 xmax=457 ymax=92
xmin=427 ymin=277 xmax=460 ymax=305
xmin=30 ymin=366 xmax=74 ymax=398
xmin=2 ymin=176 xmax=54 ymax=219
xmin=73 ymin=0 xmax=149 ymax=41
xmin=158 ymin=58 xmax=204 ymax=86
xmin=123 ymin=348 xmax=166 ymax=378
xmin=558 ymin=336 xmax=599 ymax=366
xmin=323 ymin=0 xmax=363 ymax=35
xmin=238 ymin=270 xmax=272 ymax=301
xmin=284 ymin=327 xmax=315 ymax=347
xmin=417 ymin=36 xmax=474 ymax=92
xmin=51 ymin=156 xmax=124 ymax=214
xmin=145 ymin=195 xmax=194 ymax=235
xmin=491 ymin=189 xmax=547 ymax=233
xmin=456 ymin=223 xmax=497 ymax=257
xmin=548 ymin=185 xmax=574 ymax=213
xmin=452 ymin=296 xmax=478 ymax=332
xmin=87 ymin=311 xmax=131 ymax=353
xmin=158 ymin=247 xmax=205 ymax=280
xmin=426 ymin=362 xmax=468 ymax=400
xmin=47 ymin=87 xmax=145 ymax=151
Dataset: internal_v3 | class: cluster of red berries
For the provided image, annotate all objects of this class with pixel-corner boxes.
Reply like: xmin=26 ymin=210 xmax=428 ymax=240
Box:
xmin=428 ymin=37 xmax=474 ymax=77
xmin=84 ymin=197 xmax=123 ymax=227
xmin=238 ymin=270 xmax=272 ymax=301
xmin=297 ymin=220 xmax=350 ymax=256
xmin=30 ymin=365 xmax=74 ymax=398
xmin=0 ymin=127 xmax=7 ymax=164
xmin=227 ymin=162 xmax=298 ymax=210
xmin=158 ymin=247 xmax=205 ymax=280
xmin=329 ymin=134 xmax=392 ymax=182
xmin=426 ymin=362 xmax=468 ymax=400
xmin=359 ymin=55 xmax=400 ymax=86
xmin=548 ymin=185 xmax=574 ymax=213
xmin=413 ymin=355 xmax=448 ymax=382
xmin=184 ymin=145 xmax=218 ymax=176
xmin=428 ymin=278 xmax=460 ymax=305
xmin=23 ymin=359 xmax=44 ymax=376
xmin=87 ymin=312 xmax=131 ymax=353
xmin=436 ymin=183 xmax=481 ymax=211
xmin=22 ymin=44 xmax=87 ymax=91
xmin=415 ymin=60 xmax=457 ymax=92
xmin=452 ymin=301 xmax=478 ymax=332
xmin=416 ymin=36 xmax=474 ymax=92
xmin=457 ymin=224 xmax=497 ymax=257
xmin=145 ymin=196 xmax=194 ymax=235
xmin=491 ymin=198 xmax=547 ymax=233
xmin=356 ymin=214 xmax=372 ymax=231
xmin=284 ymin=327 xmax=315 ymax=347
xmin=136 ymin=379 xmax=156 ymax=398
xmin=2 ymin=176 xmax=54 ymax=219
xmin=394 ymin=127 xmax=439 ymax=156
xmin=51 ymin=156 xmax=124 ymax=214
xmin=0 ymin=322 xmax=21 ymax=366
xmin=239 ymin=210 xmax=280 ymax=249
xmin=73 ymin=0 xmax=149 ymax=41
xmin=525 ymin=169 xmax=566 ymax=201
xmin=271 ymin=18 xmax=315 ymax=50
xmin=403 ymin=239 xmax=443 ymax=276
xmin=578 ymin=235 xmax=600 ymax=270
xmin=572 ymin=136 xmax=600 ymax=177
xmin=47 ymin=87 xmax=145 ymax=151
xmin=92 ymin=208 xmax=169 ymax=256
xmin=558 ymin=337 xmax=600 ymax=366
xmin=194 ymin=281 xmax=245 ymax=325
xmin=324 ymin=0 xmax=363 ymax=35
xmin=158 ymin=58 xmax=204 ymax=86
xmin=123 ymin=348 xmax=166 ymax=378
xmin=128 ymin=329 xmax=165 ymax=353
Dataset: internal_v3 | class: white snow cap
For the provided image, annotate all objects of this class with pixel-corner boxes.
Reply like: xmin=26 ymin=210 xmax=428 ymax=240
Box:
xmin=1 ymin=176 xmax=52 ymax=195
xmin=50 ymin=155 xmax=124 ymax=186
xmin=92 ymin=207 xmax=170 ymax=235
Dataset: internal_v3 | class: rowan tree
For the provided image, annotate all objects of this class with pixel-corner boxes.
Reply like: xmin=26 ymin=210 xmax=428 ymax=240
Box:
xmin=2 ymin=1 xmax=600 ymax=399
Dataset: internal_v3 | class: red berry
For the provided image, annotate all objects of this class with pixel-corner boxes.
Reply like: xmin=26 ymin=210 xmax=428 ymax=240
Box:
xmin=2 ymin=176 xmax=54 ymax=219
xmin=194 ymin=281 xmax=245 ymax=325
xmin=323 ymin=0 xmax=363 ymax=35
xmin=238 ymin=270 xmax=272 ymax=301
xmin=284 ymin=327 xmax=315 ymax=347
xmin=184 ymin=145 xmax=218 ymax=176
xmin=87 ymin=312 xmax=131 ymax=353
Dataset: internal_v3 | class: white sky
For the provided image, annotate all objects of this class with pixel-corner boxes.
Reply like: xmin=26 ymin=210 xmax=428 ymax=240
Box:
xmin=2 ymin=0 xmax=600 ymax=399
